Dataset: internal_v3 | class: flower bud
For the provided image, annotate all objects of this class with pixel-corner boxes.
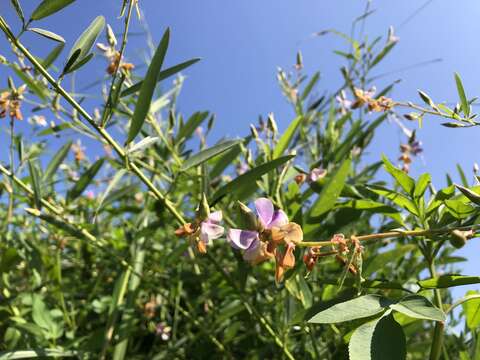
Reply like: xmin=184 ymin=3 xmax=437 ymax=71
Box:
xmin=106 ymin=24 xmax=117 ymax=47
xmin=267 ymin=113 xmax=278 ymax=134
xmin=195 ymin=193 xmax=210 ymax=220
xmin=236 ymin=201 xmax=258 ymax=230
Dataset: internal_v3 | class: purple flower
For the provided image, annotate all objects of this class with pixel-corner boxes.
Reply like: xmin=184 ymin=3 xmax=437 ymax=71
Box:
xmin=227 ymin=198 xmax=288 ymax=262
xmin=199 ymin=210 xmax=224 ymax=245
xmin=308 ymin=168 xmax=327 ymax=183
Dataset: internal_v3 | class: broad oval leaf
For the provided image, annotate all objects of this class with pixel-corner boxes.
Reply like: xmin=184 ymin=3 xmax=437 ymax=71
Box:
xmin=211 ymin=155 xmax=294 ymax=204
xmin=349 ymin=314 xmax=406 ymax=360
xmin=65 ymin=15 xmax=105 ymax=73
xmin=126 ymin=28 xmax=169 ymax=144
xmin=181 ymin=140 xmax=242 ymax=171
xmin=66 ymin=158 xmax=104 ymax=202
xmin=308 ymin=295 xmax=390 ymax=324
xmin=462 ymin=291 xmax=480 ymax=330
xmin=29 ymin=27 xmax=65 ymax=43
xmin=31 ymin=0 xmax=76 ymax=21
xmin=390 ymin=295 xmax=445 ymax=322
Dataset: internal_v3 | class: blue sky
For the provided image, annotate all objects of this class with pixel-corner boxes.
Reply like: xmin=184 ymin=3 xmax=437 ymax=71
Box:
xmin=1 ymin=1 xmax=479 ymax=281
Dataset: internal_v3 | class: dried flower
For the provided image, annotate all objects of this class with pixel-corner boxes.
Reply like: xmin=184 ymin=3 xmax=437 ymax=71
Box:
xmin=175 ymin=211 xmax=224 ymax=254
xmin=0 ymin=85 xmax=26 ymax=121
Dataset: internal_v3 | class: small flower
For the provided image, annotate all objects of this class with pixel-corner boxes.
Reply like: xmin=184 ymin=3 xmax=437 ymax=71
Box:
xmin=175 ymin=211 xmax=224 ymax=254
xmin=227 ymin=198 xmax=303 ymax=282
xmin=387 ymin=26 xmax=400 ymax=44
xmin=155 ymin=323 xmax=171 ymax=341
xmin=97 ymin=42 xmax=134 ymax=75
xmin=307 ymin=168 xmax=327 ymax=183
xmin=29 ymin=115 xmax=47 ymax=127
xmin=336 ymin=90 xmax=352 ymax=114
xmin=71 ymin=140 xmax=86 ymax=162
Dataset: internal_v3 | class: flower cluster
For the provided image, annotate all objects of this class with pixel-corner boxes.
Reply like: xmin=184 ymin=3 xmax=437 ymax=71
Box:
xmin=0 ymin=84 xmax=26 ymax=121
xmin=175 ymin=197 xmax=303 ymax=282
xmin=352 ymin=87 xmax=395 ymax=113
xmin=399 ymin=131 xmax=422 ymax=173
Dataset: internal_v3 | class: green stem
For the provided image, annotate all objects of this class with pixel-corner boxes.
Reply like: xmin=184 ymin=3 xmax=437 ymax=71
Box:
xmin=428 ymin=259 xmax=444 ymax=360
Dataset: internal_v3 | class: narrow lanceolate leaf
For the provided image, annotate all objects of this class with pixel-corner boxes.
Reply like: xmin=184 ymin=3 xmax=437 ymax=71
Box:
xmin=181 ymin=140 xmax=242 ymax=171
xmin=455 ymin=184 xmax=480 ymax=205
xmin=272 ymin=116 xmax=303 ymax=159
xmin=67 ymin=159 xmax=104 ymax=202
xmin=31 ymin=0 xmax=76 ymax=20
xmin=28 ymin=28 xmax=65 ymax=43
xmin=94 ymin=169 xmax=126 ymax=215
xmin=211 ymin=155 xmax=294 ymax=204
xmin=462 ymin=291 xmax=480 ymax=330
xmin=10 ymin=64 xmax=47 ymax=101
xmin=418 ymin=275 xmax=480 ymax=289
xmin=370 ymin=41 xmax=396 ymax=68
xmin=308 ymin=295 xmax=390 ymax=324
xmin=382 ymin=155 xmax=415 ymax=195
xmin=0 ymin=349 xmax=78 ymax=359
xmin=309 ymin=158 xmax=351 ymax=218
xmin=64 ymin=53 xmax=94 ymax=74
xmin=64 ymin=15 xmax=105 ymax=73
xmin=43 ymin=141 xmax=72 ymax=183
xmin=363 ymin=245 xmax=416 ymax=277
xmin=390 ymin=295 xmax=445 ymax=322
xmin=349 ymin=314 xmax=406 ymax=360
xmin=28 ymin=160 xmax=42 ymax=210
xmin=41 ymin=43 xmax=65 ymax=70
xmin=9 ymin=0 xmax=25 ymax=25
xmin=126 ymin=28 xmax=170 ymax=144
xmin=175 ymin=111 xmax=209 ymax=144
xmin=210 ymin=136 xmax=251 ymax=178
xmin=454 ymin=72 xmax=469 ymax=118
xmin=127 ymin=136 xmax=159 ymax=155
xmin=121 ymin=57 xmax=201 ymax=98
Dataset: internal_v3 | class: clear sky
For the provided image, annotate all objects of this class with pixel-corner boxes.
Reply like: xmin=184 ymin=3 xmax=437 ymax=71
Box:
xmin=1 ymin=0 xmax=479 ymax=281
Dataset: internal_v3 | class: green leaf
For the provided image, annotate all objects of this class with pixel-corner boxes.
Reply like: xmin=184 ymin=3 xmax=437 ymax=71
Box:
xmin=41 ymin=43 xmax=65 ymax=70
xmin=382 ymin=155 xmax=415 ymax=195
xmin=181 ymin=140 xmax=242 ymax=171
xmin=272 ymin=116 xmax=303 ymax=159
xmin=66 ymin=158 xmax=104 ymax=202
xmin=210 ymin=136 xmax=251 ymax=178
xmin=65 ymin=15 xmax=105 ymax=73
xmin=414 ymin=173 xmax=431 ymax=198
xmin=0 ymin=248 xmax=21 ymax=273
xmin=28 ymin=28 xmax=65 ymax=43
xmin=462 ymin=291 xmax=480 ymax=330
xmin=309 ymin=158 xmax=351 ymax=218
xmin=308 ymin=295 xmax=390 ymax=324
xmin=126 ymin=28 xmax=170 ymax=144
xmin=0 ymin=349 xmax=78 ymax=359
xmin=175 ymin=111 xmax=209 ymax=144
xmin=9 ymin=0 xmax=25 ymax=25
xmin=27 ymin=160 xmax=42 ymax=209
xmin=390 ymin=295 xmax=445 ymax=321
xmin=370 ymin=41 xmax=396 ymax=68
xmin=444 ymin=199 xmax=476 ymax=219
xmin=368 ymin=185 xmax=419 ymax=216
xmin=63 ymin=52 xmax=94 ymax=74
xmin=31 ymin=0 xmax=76 ymax=20
xmin=418 ymin=275 xmax=480 ymax=289
xmin=10 ymin=64 xmax=47 ymax=101
xmin=336 ymin=199 xmax=404 ymax=226
xmin=301 ymin=72 xmax=320 ymax=100
xmin=418 ymin=90 xmax=436 ymax=109
xmin=211 ymin=155 xmax=294 ymax=204
xmin=43 ymin=141 xmax=72 ymax=183
xmin=455 ymin=184 xmax=480 ymax=205
xmin=363 ymin=245 xmax=416 ymax=277
xmin=31 ymin=295 xmax=54 ymax=331
xmin=285 ymin=272 xmax=313 ymax=309
xmin=94 ymin=169 xmax=126 ymax=215
xmin=455 ymin=72 xmax=470 ymax=118
xmin=349 ymin=314 xmax=406 ymax=360
xmin=120 ymin=58 xmax=200 ymax=98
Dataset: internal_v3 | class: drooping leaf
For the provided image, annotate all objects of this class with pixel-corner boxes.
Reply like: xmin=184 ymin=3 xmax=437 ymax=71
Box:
xmin=309 ymin=158 xmax=351 ymax=218
xmin=308 ymin=295 xmax=390 ymax=324
xmin=9 ymin=0 xmax=25 ymax=25
xmin=31 ymin=0 xmax=76 ymax=20
xmin=64 ymin=15 xmax=105 ymax=73
xmin=418 ymin=275 xmax=480 ymax=289
xmin=66 ymin=158 xmax=104 ymax=202
xmin=126 ymin=28 xmax=170 ymax=144
xmin=43 ymin=141 xmax=72 ymax=183
xmin=454 ymin=72 xmax=470 ymax=118
xmin=211 ymin=155 xmax=294 ymax=204
xmin=390 ymin=295 xmax=445 ymax=322
xmin=349 ymin=314 xmax=406 ymax=360
xmin=181 ymin=140 xmax=242 ymax=171
xmin=121 ymin=58 xmax=200 ymax=98
xmin=272 ymin=116 xmax=303 ymax=159
xmin=28 ymin=28 xmax=65 ymax=43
